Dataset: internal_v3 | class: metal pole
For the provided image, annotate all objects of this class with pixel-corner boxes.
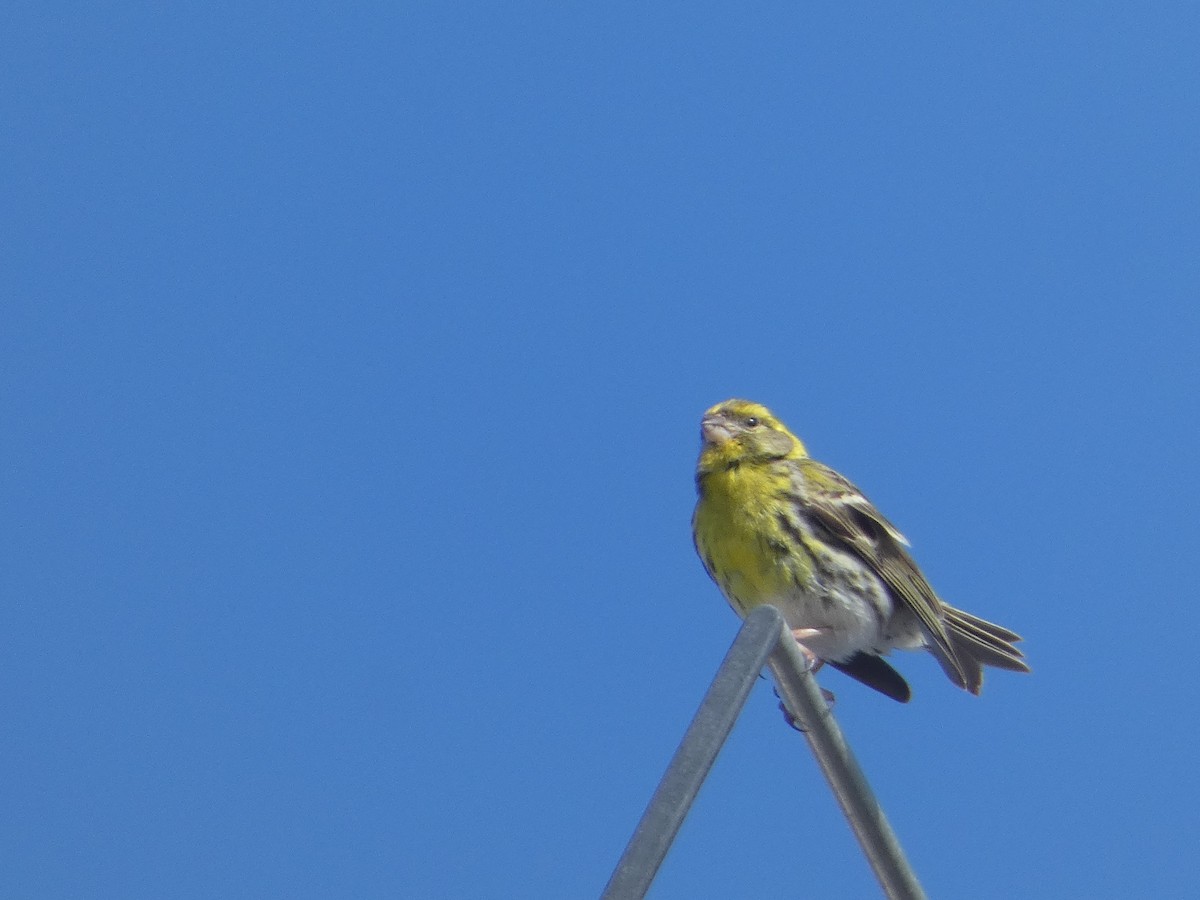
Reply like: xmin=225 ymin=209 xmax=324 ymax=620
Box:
xmin=601 ymin=604 xmax=926 ymax=900
xmin=767 ymin=623 xmax=927 ymax=900
xmin=600 ymin=605 xmax=783 ymax=900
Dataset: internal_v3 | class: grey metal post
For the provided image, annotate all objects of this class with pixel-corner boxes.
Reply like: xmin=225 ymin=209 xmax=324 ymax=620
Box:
xmin=600 ymin=605 xmax=781 ymax=899
xmin=601 ymin=604 xmax=927 ymax=900
xmin=768 ymin=623 xmax=927 ymax=900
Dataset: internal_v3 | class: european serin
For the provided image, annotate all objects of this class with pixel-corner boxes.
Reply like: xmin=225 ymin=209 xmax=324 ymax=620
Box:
xmin=692 ymin=399 xmax=1028 ymax=702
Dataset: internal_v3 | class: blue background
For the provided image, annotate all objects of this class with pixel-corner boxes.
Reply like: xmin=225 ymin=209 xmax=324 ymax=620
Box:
xmin=5 ymin=3 xmax=1198 ymax=897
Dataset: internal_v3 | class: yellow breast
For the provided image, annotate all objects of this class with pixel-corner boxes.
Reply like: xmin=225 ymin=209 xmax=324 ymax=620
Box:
xmin=693 ymin=463 xmax=809 ymax=613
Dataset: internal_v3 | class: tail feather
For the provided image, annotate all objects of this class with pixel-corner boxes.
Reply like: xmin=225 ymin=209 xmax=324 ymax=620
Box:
xmin=941 ymin=605 xmax=1030 ymax=694
xmin=946 ymin=606 xmax=1024 ymax=645
xmin=828 ymin=652 xmax=912 ymax=703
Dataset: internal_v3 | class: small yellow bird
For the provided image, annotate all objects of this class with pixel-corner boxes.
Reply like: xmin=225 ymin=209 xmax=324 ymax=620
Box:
xmin=692 ymin=399 xmax=1028 ymax=702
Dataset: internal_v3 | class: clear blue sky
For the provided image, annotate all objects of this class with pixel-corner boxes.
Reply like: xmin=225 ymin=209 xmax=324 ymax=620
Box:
xmin=5 ymin=4 xmax=1199 ymax=898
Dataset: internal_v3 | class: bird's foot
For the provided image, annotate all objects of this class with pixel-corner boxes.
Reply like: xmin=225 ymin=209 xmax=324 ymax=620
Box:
xmin=774 ymin=685 xmax=836 ymax=732
xmin=789 ymin=628 xmax=827 ymax=674
xmin=775 ymin=628 xmax=834 ymax=730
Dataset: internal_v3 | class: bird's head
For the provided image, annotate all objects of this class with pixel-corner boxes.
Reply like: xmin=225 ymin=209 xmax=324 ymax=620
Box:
xmin=697 ymin=399 xmax=807 ymax=473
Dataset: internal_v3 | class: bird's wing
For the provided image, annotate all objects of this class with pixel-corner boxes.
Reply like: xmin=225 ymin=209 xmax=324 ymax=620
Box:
xmin=793 ymin=459 xmax=968 ymax=689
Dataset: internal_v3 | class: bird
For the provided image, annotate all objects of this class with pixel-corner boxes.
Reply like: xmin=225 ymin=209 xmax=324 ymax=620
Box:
xmin=692 ymin=399 xmax=1028 ymax=703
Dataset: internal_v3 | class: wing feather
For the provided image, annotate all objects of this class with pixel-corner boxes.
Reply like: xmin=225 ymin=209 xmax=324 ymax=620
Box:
xmin=792 ymin=459 xmax=969 ymax=687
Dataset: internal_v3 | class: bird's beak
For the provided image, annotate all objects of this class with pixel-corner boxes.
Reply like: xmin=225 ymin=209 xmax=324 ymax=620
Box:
xmin=701 ymin=416 xmax=733 ymax=445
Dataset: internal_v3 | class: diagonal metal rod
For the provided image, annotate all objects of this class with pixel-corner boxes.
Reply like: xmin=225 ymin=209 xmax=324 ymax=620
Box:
xmin=600 ymin=606 xmax=781 ymax=900
xmin=601 ymin=604 xmax=926 ymax=900
xmin=768 ymin=619 xmax=927 ymax=900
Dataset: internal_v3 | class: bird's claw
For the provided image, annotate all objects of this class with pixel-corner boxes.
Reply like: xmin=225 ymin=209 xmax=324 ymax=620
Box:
xmin=774 ymin=686 xmax=836 ymax=732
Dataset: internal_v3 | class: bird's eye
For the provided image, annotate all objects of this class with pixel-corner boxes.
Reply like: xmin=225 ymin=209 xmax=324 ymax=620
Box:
xmin=745 ymin=417 xmax=760 ymax=428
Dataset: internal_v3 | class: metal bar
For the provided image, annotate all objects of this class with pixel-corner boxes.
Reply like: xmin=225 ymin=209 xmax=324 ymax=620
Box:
xmin=601 ymin=603 xmax=926 ymax=900
xmin=600 ymin=605 xmax=785 ymax=900
xmin=767 ymin=625 xmax=928 ymax=900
